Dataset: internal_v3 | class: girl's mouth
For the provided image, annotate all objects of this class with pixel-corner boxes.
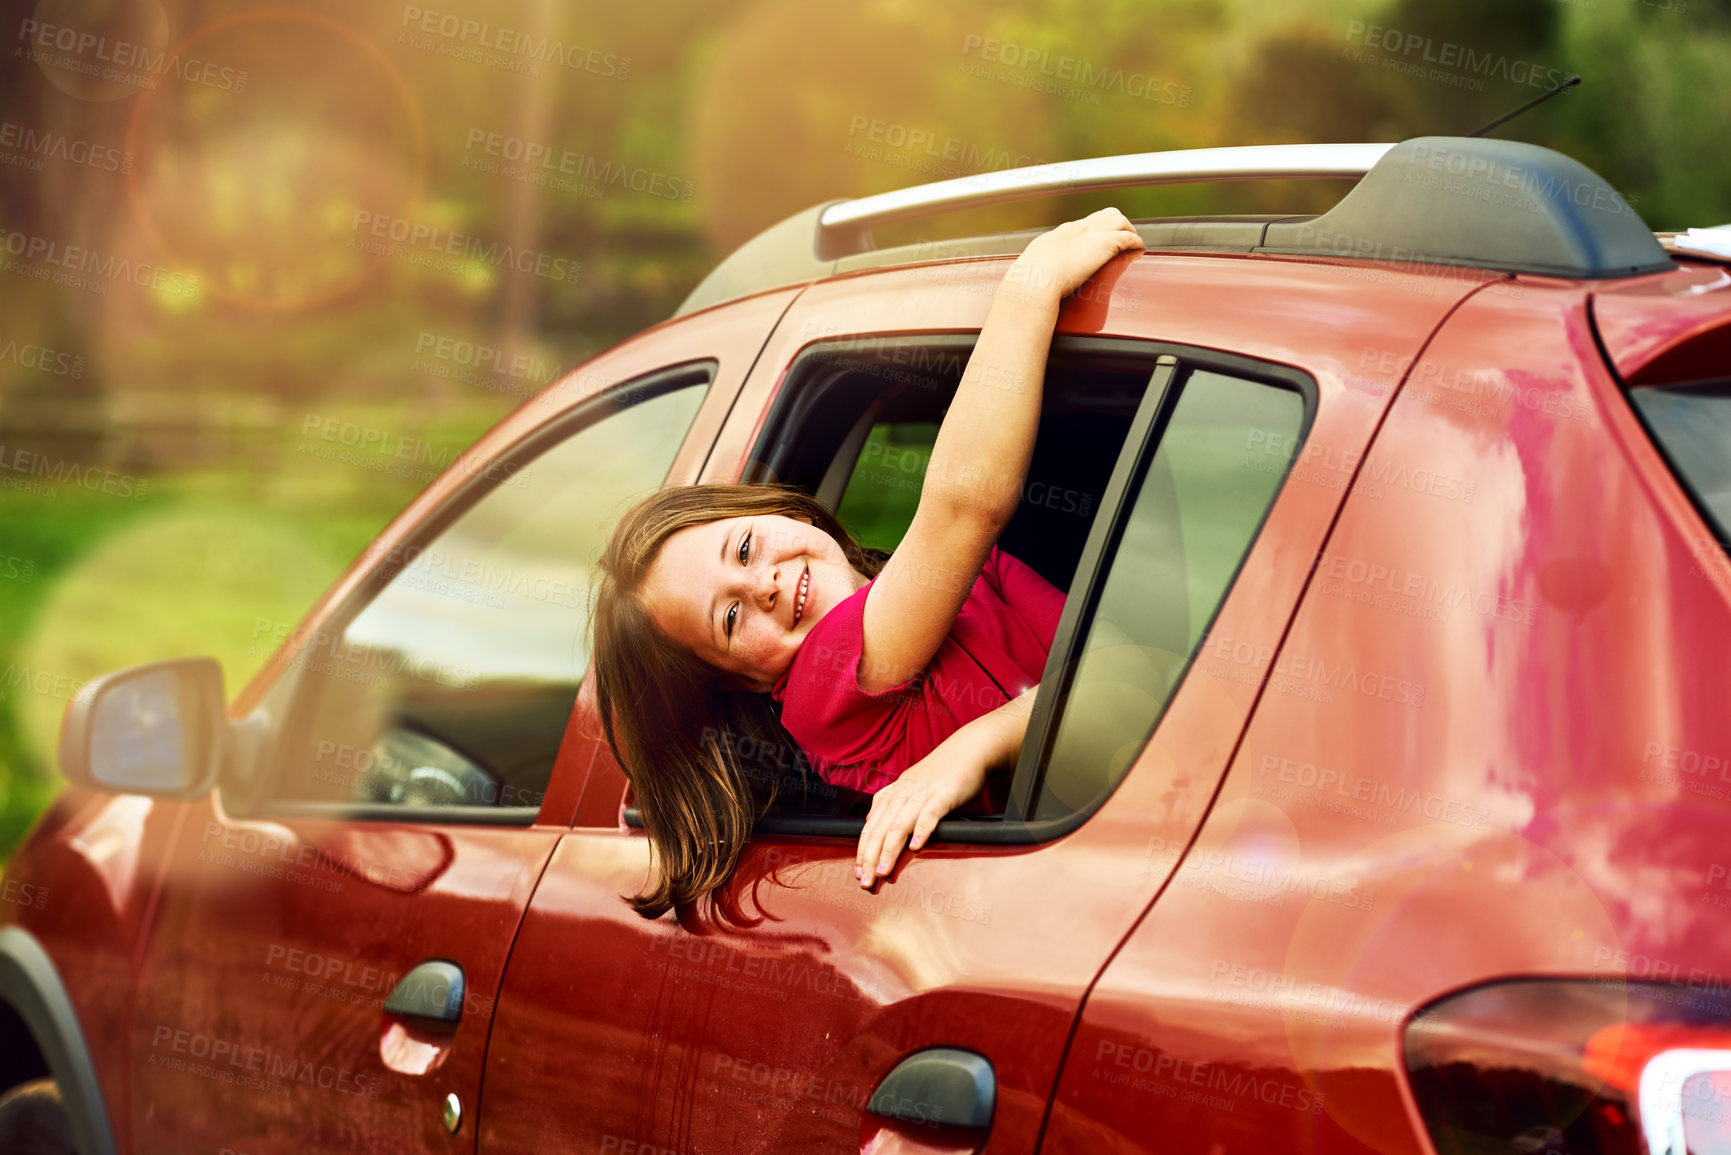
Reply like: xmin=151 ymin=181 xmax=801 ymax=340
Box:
xmin=792 ymin=564 xmax=810 ymax=628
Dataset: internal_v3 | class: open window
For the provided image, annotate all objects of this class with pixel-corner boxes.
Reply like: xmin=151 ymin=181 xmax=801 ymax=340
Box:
xmin=686 ymin=335 xmax=1315 ymax=842
xmin=615 ymin=339 xmax=1311 ymax=837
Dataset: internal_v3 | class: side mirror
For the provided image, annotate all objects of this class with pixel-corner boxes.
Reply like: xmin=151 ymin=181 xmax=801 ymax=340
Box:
xmin=59 ymin=657 xmax=226 ymax=799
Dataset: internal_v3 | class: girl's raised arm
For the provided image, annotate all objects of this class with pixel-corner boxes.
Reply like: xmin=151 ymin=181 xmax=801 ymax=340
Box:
xmin=856 ymin=208 xmax=1144 ymax=693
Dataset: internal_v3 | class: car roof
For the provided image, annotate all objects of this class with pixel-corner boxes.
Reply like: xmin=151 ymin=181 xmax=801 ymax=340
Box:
xmin=676 ymin=136 xmax=1674 ymax=318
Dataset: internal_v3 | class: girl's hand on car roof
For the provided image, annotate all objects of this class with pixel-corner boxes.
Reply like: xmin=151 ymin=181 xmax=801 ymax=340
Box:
xmin=1002 ymin=207 xmax=1145 ymax=304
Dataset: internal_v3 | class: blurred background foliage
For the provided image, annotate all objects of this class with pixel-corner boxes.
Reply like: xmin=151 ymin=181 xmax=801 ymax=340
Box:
xmin=1 ymin=0 xmax=1728 ymax=859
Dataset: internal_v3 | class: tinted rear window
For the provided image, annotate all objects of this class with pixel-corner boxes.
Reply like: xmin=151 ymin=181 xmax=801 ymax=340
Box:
xmin=1629 ymin=386 xmax=1731 ymax=543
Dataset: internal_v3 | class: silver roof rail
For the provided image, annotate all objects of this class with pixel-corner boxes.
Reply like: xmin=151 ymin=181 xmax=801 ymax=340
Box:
xmin=817 ymin=143 xmax=1397 ymax=235
xmin=675 ymin=137 xmax=1671 ymax=318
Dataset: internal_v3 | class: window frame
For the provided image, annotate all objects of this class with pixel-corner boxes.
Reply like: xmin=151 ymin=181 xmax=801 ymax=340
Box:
xmin=224 ymin=360 xmax=718 ymax=828
xmin=735 ymin=336 xmax=1318 ymax=845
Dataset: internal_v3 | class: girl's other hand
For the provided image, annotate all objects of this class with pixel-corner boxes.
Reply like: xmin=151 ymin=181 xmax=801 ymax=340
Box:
xmin=1003 ymin=207 xmax=1145 ymax=303
xmin=854 ymin=741 xmax=989 ymax=888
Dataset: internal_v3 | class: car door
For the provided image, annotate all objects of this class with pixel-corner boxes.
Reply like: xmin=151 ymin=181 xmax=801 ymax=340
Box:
xmin=124 ymin=288 xmax=800 ymax=1155
xmin=475 ymin=254 xmax=1485 ymax=1155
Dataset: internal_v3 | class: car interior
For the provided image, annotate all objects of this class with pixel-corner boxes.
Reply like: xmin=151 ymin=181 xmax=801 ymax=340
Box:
xmin=730 ymin=334 xmax=1165 ymax=819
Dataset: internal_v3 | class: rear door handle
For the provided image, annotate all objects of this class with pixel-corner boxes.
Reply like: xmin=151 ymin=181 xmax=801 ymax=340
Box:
xmin=383 ymin=960 xmax=465 ymax=1032
xmin=868 ymin=1048 xmax=996 ymax=1130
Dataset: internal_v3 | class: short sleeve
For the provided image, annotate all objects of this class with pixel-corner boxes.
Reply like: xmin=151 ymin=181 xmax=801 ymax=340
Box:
xmin=772 ymin=546 xmax=1065 ymax=795
xmin=772 ymin=585 xmax=916 ymax=794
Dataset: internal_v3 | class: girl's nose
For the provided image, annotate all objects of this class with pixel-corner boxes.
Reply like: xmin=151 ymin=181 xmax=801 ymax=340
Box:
xmin=751 ymin=561 xmax=779 ymax=610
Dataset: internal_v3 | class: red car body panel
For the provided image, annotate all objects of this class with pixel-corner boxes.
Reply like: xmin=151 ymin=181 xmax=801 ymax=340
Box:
xmin=1043 ymin=271 xmax=1731 ymax=1155
xmin=0 ymin=790 xmax=186 ymax=1149
xmin=474 ymin=252 xmax=1491 ymax=1155
xmin=126 ymin=813 xmax=561 ymax=1154
xmin=1591 ymin=263 xmax=1731 ymax=385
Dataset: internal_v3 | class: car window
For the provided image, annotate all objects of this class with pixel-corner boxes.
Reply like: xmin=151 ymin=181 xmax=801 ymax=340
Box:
xmin=1627 ymin=385 xmax=1731 ymax=546
xmin=262 ymin=370 xmax=711 ymax=815
xmin=835 ymin=421 xmax=937 ymax=551
xmin=1031 ymin=368 xmax=1304 ymax=821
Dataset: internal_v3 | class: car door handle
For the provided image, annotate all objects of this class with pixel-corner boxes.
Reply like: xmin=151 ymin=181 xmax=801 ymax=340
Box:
xmin=867 ymin=1048 xmax=996 ymax=1130
xmin=383 ymin=960 xmax=465 ymax=1032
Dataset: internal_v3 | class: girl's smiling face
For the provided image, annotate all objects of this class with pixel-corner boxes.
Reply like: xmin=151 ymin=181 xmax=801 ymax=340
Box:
xmin=641 ymin=513 xmax=870 ymax=691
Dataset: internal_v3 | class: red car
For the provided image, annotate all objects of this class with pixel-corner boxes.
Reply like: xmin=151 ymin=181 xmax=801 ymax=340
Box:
xmin=5 ymin=135 xmax=1731 ymax=1155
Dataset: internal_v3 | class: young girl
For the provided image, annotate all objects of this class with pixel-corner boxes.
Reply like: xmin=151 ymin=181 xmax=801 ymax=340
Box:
xmin=591 ymin=208 xmax=1144 ymax=916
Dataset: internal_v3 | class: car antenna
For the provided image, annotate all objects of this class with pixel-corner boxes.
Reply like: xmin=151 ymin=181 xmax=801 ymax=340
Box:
xmin=1468 ymin=74 xmax=1582 ymax=137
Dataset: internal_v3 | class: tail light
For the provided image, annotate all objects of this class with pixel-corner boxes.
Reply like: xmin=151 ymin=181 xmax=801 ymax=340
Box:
xmin=1404 ymin=980 xmax=1731 ymax=1155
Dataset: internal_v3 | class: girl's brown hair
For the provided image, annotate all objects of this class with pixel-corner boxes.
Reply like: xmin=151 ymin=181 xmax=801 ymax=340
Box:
xmin=590 ymin=483 xmax=886 ymax=919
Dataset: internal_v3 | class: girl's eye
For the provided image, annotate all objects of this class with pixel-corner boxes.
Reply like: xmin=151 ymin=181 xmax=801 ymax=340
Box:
xmin=737 ymin=532 xmax=751 ymax=565
xmin=725 ymin=604 xmax=738 ymax=638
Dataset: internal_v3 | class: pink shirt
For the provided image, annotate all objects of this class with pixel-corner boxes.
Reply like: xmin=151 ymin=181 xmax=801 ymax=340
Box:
xmin=770 ymin=547 xmax=1064 ymax=794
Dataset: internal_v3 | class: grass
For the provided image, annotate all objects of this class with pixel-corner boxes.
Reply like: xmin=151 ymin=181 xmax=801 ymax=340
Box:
xmin=0 ymin=396 xmax=513 ymax=863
